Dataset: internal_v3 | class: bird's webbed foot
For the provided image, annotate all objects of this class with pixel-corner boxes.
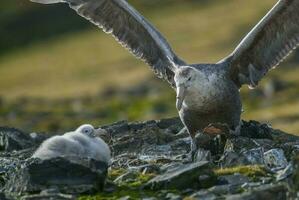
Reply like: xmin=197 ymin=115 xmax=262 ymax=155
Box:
xmin=190 ymin=139 xmax=198 ymax=162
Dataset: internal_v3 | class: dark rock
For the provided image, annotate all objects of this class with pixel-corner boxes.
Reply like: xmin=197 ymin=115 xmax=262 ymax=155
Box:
xmin=103 ymin=118 xmax=299 ymax=167
xmin=264 ymin=149 xmax=288 ymax=171
xmin=0 ymin=127 xmax=35 ymax=152
xmin=270 ymin=129 xmax=299 ymax=144
xmin=208 ymin=184 xmax=242 ymax=195
xmin=276 ymin=164 xmax=293 ymax=181
xmin=101 ymin=117 xmax=183 ymax=138
xmin=198 ymin=175 xmax=212 ymax=183
xmin=168 ymin=137 xmax=190 ymax=155
xmin=0 ymin=148 xmax=36 ymax=161
xmin=219 ymin=137 xmax=291 ymax=167
xmin=260 ymin=177 xmax=272 ymax=184
xmin=101 ymin=120 xmax=130 ymax=135
xmin=218 ymin=147 xmax=265 ymax=167
xmin=194 ymin=149 xmax=212 ymax=162
xmin=155 ymin=118 xmax=183 ymax=131
xmin=0 ymin=149 xmax=37 ymax=191
xmin=218 ymin=150 xmax=244 ymax=167
xmin=225 ymin=137 xmax=274 ymax=153
xmin=159 ymin=162 xmax=184 ymax=173
xmin=102 ymin=180 xmax=117 ymax=193
xmin=226 ymin=184 xmax=288 ymax=200
xmin=0 ymin=192 xmax=9 ymax=200
xmin=218 ymin=174 xmax=250 ymax=186
xmin=1 ymin=119 xmax=299 ymax=199
xmin=241 ymin=182 xmax=263 ymax=189
xmin=112 ymin=123 xmax=180 ymax=156
xmin=141 ymin=144 xmax=173 ymax=157
xmin=241 ymin=148 xmax=264 ymax=165
xmin=114 ymin=170 xmax=140 ymax=185
xmin=4 ymin=157 xmax=108 ymax=196
xmin=189 ymin=190 xmax=218 ymax=200
xmin=240 ymin=121 xmax=273 ymax=139
xmin=292 ymin=154 xmax=299 ymax=194
xmin=145 ymin=161 xmax=215 ymax=190
xmin=181 ymin=188 xmax=194 ymax=195
xmin=111 ymin=154 xmax=142 ymax=168
xmin=281 ymin=142 xmax=299 ymax=160
xmin=133 ymin=164 xmax=161 ymax=174
xmin=165 ymin=193 xmax=182 ymax=200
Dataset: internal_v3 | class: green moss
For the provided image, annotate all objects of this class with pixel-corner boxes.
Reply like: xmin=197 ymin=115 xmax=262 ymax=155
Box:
xmin=108 ymin=168 xmax=127 ymax=181
xmin=214 ymin=165 xmax=267 ymax=178
xmin=125 ymin=173 xmax=156 ymax=188
xmin=80 ymin=168 xmax=158 ymax=200
xmin=108 ymin=168 xmax=156 ymax=189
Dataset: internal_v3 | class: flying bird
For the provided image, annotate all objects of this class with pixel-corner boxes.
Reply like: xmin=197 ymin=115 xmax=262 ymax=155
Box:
xmin=32 ymin=124 xmax=111 ymax=165
xmin=29 ymin=0 xmax=299 ymax=159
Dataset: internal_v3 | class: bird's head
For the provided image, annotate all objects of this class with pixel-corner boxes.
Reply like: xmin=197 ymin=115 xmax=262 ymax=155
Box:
xmin=174 ymin=66 xmax=198 ymax=110
xmin=76 ymin=124 xmax=109 ymax=140
xmin=76 ymin=124 xmax=97 ymax=137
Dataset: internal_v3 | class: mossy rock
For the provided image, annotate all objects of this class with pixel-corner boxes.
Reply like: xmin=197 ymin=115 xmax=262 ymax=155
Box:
xmin=214 ymin=165 xmax=267 ymax=179
xmin=80 ymin=168 xmax=158 ymax=200
xmin=145 ymin=161 xmax=216 ymax=190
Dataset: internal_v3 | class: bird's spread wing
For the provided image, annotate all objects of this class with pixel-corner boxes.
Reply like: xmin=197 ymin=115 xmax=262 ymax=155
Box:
xmin=228 ymin=0 xmax=299 ymax=88
xmin=30 ymin=0 xmax=185 ymax=87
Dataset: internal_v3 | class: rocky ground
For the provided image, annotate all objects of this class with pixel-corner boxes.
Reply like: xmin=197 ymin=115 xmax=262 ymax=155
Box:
xmin=0 ymin=118 xmax=299 ymax=200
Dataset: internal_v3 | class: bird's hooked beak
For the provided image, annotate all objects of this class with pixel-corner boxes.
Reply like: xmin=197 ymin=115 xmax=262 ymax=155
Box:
xmin=95 ymin=128 xmax=108 ymax=138
xmin=176 ymin=84 xmax=186 ymax=110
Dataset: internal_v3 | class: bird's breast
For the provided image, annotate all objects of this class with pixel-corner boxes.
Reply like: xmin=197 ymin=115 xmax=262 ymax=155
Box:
xmin=182 ymin=76 xmax=239 ymax=112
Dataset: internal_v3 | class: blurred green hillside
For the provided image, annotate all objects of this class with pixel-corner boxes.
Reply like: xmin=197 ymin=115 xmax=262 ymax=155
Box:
xmin=0 ymin=0 xmax=299 ymax=134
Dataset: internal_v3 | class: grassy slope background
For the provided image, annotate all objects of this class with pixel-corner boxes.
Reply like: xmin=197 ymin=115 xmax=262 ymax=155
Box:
xmin=0 ymin=0 xmax=299 ymax=134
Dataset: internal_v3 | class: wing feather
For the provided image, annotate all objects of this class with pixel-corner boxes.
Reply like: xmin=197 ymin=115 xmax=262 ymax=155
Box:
xmin=228 ymin=0 xmax=299 ymax=88
xmin=30 ymin=0 xmax=186 ymax=87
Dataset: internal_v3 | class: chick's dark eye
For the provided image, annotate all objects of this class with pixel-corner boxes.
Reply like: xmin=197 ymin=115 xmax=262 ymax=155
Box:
xmin=188 ymin=77 xmax=192 ymax=81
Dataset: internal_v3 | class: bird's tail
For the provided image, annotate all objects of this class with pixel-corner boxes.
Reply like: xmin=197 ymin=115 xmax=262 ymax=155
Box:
xmin=30 ymin=0 xmax=64 ymax=4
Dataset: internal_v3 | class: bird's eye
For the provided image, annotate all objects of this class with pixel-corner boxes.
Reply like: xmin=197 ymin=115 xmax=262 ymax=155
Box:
xmin=82 ymin=128 xmax=92 ymax=134
xmin=188 ymin=77 xmax=192 ymax=81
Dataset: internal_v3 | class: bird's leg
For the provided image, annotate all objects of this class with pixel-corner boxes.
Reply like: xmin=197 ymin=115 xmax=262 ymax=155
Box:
xmin=190 ymin=135 xmax=212 ymax=162
xmin=175 ymin=126 xmax=189 ymax=137
xmin=229 ymin=120 xmax=243 ymax=136
xmin=190 ymin=137 xmax=198 ymax=162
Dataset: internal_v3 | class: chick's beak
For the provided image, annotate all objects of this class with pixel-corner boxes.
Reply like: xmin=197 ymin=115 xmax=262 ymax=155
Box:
xmin=95 ymin=128 xmax=110 ymax=140
xmin=94 ymin=128 xmax=104 ymax=136
xmin=176 ymin=84 xmax=186 ymax=110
